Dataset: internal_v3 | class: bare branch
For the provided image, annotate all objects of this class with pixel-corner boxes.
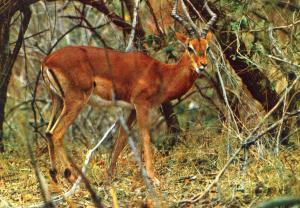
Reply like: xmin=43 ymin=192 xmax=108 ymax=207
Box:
xmin=179 ymin=74 xmax=300 ymax=205
xmin=208 ymin=49 xmax=241 ymax=135
xmin=68 ymin=157 xmax=104 ymax=208
xmin=268 ymin=25 xmax=300 ymax=69
xmin=125 ymin=0 xmax=140 ymax=51
xmin=268 ymin=55 xmax=300 ymax=68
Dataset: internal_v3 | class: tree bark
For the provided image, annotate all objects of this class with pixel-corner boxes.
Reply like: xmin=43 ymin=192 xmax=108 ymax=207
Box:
xmin=0 ymin=15 xmax=11 ymax=152
xmin=0 ymin=5 xmax=32 ymax=152
xmin=218 ymin=29 xmax=280 ymax=112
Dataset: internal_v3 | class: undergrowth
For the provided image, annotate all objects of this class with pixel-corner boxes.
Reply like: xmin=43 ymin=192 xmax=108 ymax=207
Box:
xmin=0 ymin=125 xmax=299 ymax=207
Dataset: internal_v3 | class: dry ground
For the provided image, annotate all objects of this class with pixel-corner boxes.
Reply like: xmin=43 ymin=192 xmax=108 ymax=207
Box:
xmin=0 ymin=128 xmax=300 ymax=207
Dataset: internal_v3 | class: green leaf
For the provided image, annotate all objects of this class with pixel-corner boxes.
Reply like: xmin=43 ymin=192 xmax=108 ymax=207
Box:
xmin=230 ymin=22 xmax=240 ymax=31
xmin=164 ymin=46 xmax=175 ymax=54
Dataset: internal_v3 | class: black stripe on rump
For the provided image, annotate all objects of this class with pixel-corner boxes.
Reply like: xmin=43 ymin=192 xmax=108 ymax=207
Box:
xmin=48 ymin=68 xmax=65 ymax=98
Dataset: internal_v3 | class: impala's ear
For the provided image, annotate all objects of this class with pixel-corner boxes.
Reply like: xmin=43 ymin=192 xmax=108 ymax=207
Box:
xmin=175 ymin=32 xmax=188 ymax=43
xmin=204 ymin=31 xmax=212 ymax=42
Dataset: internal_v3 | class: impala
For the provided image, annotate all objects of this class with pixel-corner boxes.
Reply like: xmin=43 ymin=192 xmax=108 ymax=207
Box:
xmin=41 ymin=0 xmax=216 ymax=184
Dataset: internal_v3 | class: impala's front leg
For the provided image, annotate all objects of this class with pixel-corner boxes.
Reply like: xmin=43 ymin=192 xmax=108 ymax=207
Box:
xmin=108 ymin=109 xmax=136 ymax=177
xmin=135 ymin=105 xmax=159 ymax=185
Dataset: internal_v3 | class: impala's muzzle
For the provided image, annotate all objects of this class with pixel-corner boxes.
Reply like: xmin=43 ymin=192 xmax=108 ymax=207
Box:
xmin=195 ymin=64 xmax=207 ymax=74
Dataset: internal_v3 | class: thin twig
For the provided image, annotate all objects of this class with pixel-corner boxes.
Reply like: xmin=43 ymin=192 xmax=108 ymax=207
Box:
xmin=9 ymin=29 xmax=49 ymax=44
xmin=47 ymin=23 xmax=81 ymax=54
xmin=68 ymin=156 xmax=104 ymax=208
xmin=208 ymin=49 xmax=241 ymax=135
xmin=179 ymin=75 xmax=300 ymax=205
xmin=118 ymin=114 xmax=159 ymax=204
xmin=268 ymin=55 xmax=300 ymax=68
xmin=275 ymin=87 xmax=288 ymax=155
xmin=125 ymin=0 xmax=140 ymax=51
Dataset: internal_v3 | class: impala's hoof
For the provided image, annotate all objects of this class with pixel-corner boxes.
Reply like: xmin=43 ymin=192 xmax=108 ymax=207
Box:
xmin=45 ymin=132 xmax=52 ymax=139
xmin=49 ymin=168 xmax=58 ymax=183
xmin=64 ymin=168 xmax=72 ymax=178
xmin=64 ymin=168 xmax=78 ymax=183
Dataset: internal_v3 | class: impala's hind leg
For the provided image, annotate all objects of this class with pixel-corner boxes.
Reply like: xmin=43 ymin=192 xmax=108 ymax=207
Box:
xmin=108 ymin=109 xmax=136 ymax=177
xmin=47 ymin=90 xmax=86 ymax=182
xmin=45 ymin=92 xmax=63 ymax=183
xmin=46 ymin=92 xmax=63 ymax=133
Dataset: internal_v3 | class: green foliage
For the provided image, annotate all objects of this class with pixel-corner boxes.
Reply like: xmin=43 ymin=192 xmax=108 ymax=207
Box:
xmin=230 ymin=21 xmax=240 ymax=31
xmin=145 ymin=34 xmax=160 ymax=47
xmin=164 ymin=45 xmax=175 ymax=54
xmin=230 ymin=16 xmax=248 ymax=31
xmin=257 ymin=197 xmax=300 ymax=208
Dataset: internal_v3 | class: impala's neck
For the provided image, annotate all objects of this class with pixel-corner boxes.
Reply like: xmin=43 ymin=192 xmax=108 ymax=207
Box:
xmin=162 ymin=51 xmax=198 ymax=102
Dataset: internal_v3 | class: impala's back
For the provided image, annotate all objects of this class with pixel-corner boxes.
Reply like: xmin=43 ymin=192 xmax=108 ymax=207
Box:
xmin=42 ymin=46 xmax=167 ymax=107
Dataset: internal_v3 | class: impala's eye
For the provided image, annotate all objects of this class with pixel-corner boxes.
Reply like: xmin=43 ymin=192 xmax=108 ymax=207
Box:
xmin=206 ymin=46 xmax=210 ymax=51
xmin=187 ymin=46 xmax=195 ymax=54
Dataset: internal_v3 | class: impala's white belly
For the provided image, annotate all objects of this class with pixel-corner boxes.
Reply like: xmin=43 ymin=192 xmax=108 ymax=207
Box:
xmin=88 ymin=94 xmax=134 ymax=109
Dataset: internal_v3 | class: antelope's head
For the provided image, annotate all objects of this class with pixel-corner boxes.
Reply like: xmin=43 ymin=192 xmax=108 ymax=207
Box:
xmin=176 ymin=32 xmax=212 ymax=74
xmin=171 ymin=0 xmax=217 ymax=74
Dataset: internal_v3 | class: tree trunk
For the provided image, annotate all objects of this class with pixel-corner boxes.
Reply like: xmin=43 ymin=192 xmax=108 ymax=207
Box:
xmin=0 ymin=6 xmax=31 ymax=152
xmin=217 ymin=29 xmax=280 ymax=112
xmin=0 ymin=16 xmax=11 ymax=152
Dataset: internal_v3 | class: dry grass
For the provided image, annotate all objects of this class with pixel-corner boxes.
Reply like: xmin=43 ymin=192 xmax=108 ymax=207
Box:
xmin=0 ymin=126 xmax=299 ymax=207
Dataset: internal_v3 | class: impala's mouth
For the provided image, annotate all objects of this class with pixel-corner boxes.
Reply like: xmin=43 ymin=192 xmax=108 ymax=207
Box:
xmin=195 ymin=65 xmax=206 ymax=74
